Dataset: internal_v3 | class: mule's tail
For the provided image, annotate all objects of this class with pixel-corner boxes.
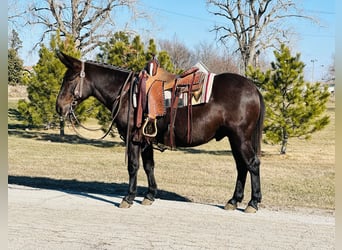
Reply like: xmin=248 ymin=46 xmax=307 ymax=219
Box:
xmin=252 ymin=90 xmax=265 ymax=157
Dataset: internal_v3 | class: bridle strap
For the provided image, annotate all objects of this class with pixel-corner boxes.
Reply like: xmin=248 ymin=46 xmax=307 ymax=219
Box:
xmin=79 ymin=60 xmax=85 ymax=98
xmin=74 ymin=60 xmax=85 ymax=99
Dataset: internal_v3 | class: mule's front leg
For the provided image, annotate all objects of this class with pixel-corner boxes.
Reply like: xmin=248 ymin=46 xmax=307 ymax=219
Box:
xmin=119 ymin=142 xmax=140 ymax=208
xmin=141 ymin=144 xmax=157 ymax=205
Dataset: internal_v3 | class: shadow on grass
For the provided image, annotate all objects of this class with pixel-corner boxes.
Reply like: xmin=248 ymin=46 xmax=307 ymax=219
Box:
xmin=8 ymin=106 xmax=123 ymax=148
xmin=8 ymin=175 xmax=191 ymax=207
xmin=8 ymin=124 xmax=123 ymax=148
xmin=177 ymin=147 xmax=233 ymax=156
xmin=8 ymin=108 xmax=25 ymax=122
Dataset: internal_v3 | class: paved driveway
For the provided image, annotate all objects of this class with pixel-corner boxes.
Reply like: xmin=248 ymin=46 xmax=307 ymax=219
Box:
xmin=8 ymin=184 xmax=335 ymax=249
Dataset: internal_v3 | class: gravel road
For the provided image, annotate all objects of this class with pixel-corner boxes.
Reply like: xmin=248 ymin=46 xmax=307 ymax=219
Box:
xmin=8 ymin=184 xmax=335 ymax=249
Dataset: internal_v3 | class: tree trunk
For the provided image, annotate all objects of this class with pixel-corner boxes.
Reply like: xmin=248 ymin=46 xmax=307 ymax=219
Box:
xmin=280 ymin=129 xmax=288 ymax=154
xmin=59 ymin=116 xmax=65 ymax=136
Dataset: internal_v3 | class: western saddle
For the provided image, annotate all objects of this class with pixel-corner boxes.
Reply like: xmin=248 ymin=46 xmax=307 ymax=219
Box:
xmin=135 ymin=56 xmax=206 ymax=148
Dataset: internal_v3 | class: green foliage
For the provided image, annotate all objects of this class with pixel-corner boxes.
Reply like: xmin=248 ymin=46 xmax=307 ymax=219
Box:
xmin=247 ymin=44 xmax=330 ymax=154
xmin=8 ymin=29 xmax=24 ymax=85
xmin=17 ymin=44 xmax=64 ymax=127
xmin=97 ymin=31 xmax=176 ymax=72
xmin=8 ymin=48 xmax=24 ymax=85
xmin=158 ymin=50 xmax=178 ymax=73
xmin=17 ymin=32 xmax=97 ymax=128
xmin=97 ymin=31 xmax=143 ymax=70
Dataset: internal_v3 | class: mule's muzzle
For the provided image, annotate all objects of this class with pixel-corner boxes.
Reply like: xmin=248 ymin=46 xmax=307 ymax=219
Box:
xmin=56 ymin=101 xmax=72 ymax=117
xmin=56 ymin=105 xmax=66 ymax=117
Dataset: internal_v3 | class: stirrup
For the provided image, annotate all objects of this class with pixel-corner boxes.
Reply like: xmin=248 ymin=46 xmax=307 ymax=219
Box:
xmin=142 ymin=117 xmax=157 ymax=137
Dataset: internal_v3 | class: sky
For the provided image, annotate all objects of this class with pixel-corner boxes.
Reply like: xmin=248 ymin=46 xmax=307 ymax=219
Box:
xmin=10 ymin=0 xmax=335 ymax=82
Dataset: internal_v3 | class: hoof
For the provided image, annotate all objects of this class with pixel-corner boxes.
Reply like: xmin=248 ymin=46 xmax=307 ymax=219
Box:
xmin=244 ymin=205 xmax=257 ymax=213
xmin=224 ymin=202 xmax=237 ymax=210
xmin=141 ymin=198 xmax=154 ymax=206
xmin=119 ymin=200 xmax=132 ymax=208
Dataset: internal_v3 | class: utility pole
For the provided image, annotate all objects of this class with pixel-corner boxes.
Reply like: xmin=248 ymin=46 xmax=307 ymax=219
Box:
xmin=320 ymin=64 xmax=325 ymax=81
xmin=310 ymin=59 xmax=317 ymax=83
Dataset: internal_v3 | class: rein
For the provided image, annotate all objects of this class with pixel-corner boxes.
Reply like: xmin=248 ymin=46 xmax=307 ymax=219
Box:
xmin=68 ymin=70 xmax=134 ymax=140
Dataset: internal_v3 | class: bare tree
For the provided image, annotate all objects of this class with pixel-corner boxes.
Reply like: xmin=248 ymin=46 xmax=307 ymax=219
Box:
xmin=8 ymin=2 xmax=28 ymax=29
xmin=327 ymin=55 xmax=335 ymax=82
xmin=158 ymin=35 xmax=195 ymax=71
xmin=159 ymin=36 xmax=240 ymax=74
xmin=18 ymin=0 xmax=143 ymax=54
xmin=194 ymin=41 xmax=239 ymax=74
xmin=206 ymin=0 xmax=312 ymax=74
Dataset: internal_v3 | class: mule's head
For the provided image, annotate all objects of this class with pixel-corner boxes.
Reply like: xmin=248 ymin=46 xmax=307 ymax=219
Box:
xmin=56 ymin=51 xmax=89 ymax=117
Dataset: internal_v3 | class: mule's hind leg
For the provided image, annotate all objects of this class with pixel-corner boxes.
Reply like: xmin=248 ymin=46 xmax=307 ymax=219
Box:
xmin=225 ymin=161 xmax=248 ymax=210
xmin=225 ymin=136 xmax=248 ymax=210
xmin=120 ymin=142 xmax=140 ymax=208
xmin=141 ymin=143 xmax=157 ymax=205
xmin=245 ymin=154 xmax=262 ymax=213
xmin=225 ymin=136 xmax=262 ymax=212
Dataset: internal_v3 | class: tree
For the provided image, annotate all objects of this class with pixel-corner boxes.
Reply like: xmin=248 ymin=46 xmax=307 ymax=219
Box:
xmin=17 ymin=32 xmax=88 ymax=132
xmin=97 ymin=31 xmax=175 ymax=71
xmin=247 ymin=44 xmax=330 ymax=154
xmin=159 ymin=35 xmax=195 ymax=71
xmin=326 ymin=55 xmax=335 ymax=82
xmin=8 ymin=29 xmax=24 ymax=86
xmin=9 ymin=29 xmax=22 ymax=52
xmin=158 ymin=37 xmax=240 ymax=74
xmin=22 ymin=0 xmax=143 ymax=54
xmin=97 ymin=32 xmax=155 ymax=71
xmin=8 ymin=48 xmax=24 ymax=86
xmin=194 ymin=41 xmax=239 ymax=74
xmin=207 ymin=0 xmax=311 ymax=73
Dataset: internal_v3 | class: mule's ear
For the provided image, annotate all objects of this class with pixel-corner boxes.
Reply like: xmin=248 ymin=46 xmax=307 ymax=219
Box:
xmin=56 ymin=50 xmax=81 ymax=70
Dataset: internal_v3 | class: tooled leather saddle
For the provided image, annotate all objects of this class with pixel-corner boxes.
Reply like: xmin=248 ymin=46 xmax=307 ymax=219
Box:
xmin=135 ymin=56 xmax=207 ymax=148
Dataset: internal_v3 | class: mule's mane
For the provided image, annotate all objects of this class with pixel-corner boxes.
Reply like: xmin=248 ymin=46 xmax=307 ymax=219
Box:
xmin=85 ymin=60 xmax=132 ymax=74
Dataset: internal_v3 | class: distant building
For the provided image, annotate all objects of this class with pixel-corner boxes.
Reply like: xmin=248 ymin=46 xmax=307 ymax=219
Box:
xmin=321 ymin=79 xmax=335 ymax=95
xmin=23 ymin=66 xmax=33 ymax=73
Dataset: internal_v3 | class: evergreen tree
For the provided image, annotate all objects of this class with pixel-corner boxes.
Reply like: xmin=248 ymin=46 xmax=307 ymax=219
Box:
xmin=9 ymin=29 xmax=22 ymax=52
xmin=8 ymin=29 xmax=24 ymax=85
xmin=158 ymin=50 xmax=177 ymax=73
xmin=17 ymin=32 xmax=96 ymax=132
xmin=17 ymin=43 xmax=65 ymax=128
xmin=247 ymin=44 xmax=330 ymax=154
xmin=8 ymin=48 xmax=24 ymax=85
xmin=146 ymin=39 xmax=157 ymax=61
xmin=97 ymin=32 xmax=176 ymax=72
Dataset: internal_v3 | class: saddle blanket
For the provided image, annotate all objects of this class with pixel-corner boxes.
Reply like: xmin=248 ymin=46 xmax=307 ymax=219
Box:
xmin=164 ymin=61 xmax=216 ymax=107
